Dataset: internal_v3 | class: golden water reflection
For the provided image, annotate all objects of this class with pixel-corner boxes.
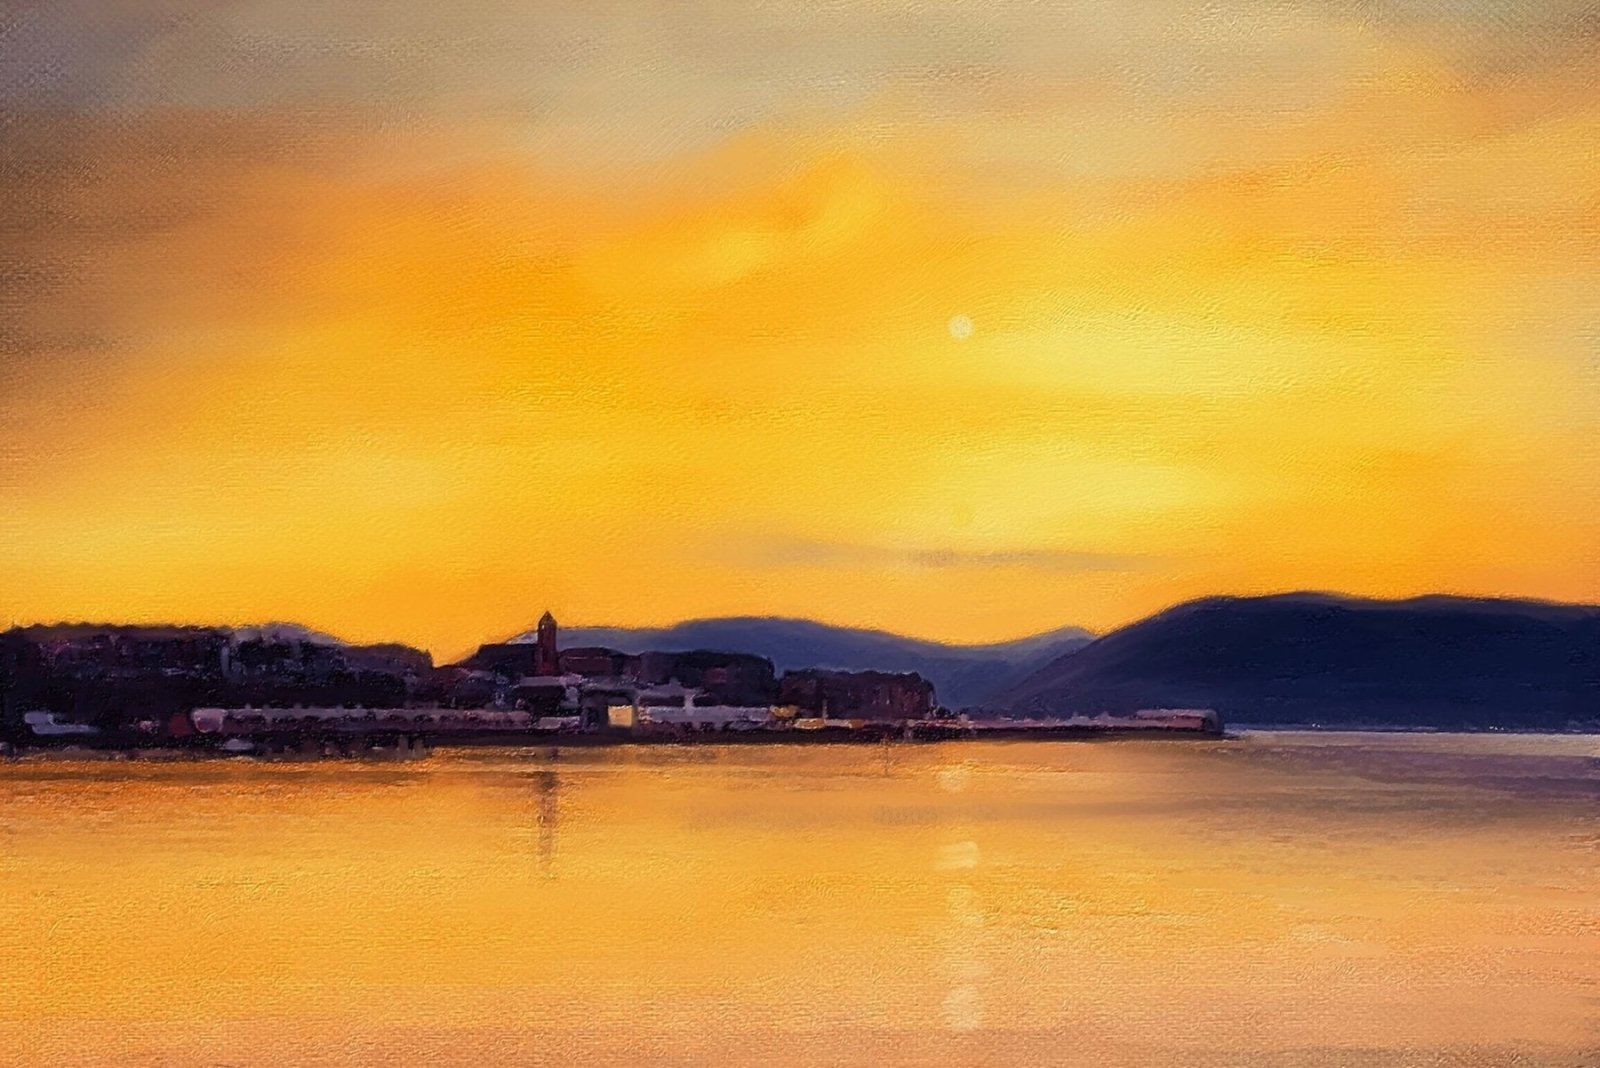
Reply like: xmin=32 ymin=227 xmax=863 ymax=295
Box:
xmin=2 ymin=732 xmax=1597 ymax=1066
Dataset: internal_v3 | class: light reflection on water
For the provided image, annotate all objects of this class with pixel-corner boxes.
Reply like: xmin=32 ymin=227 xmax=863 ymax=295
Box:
xmin=1 ymin=731 xmax=1597 ymax=1066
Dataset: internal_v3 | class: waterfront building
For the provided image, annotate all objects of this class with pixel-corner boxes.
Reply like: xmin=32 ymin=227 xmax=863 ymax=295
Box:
xmin=779 ymin=669 xmax=936 ymax=720
xmin=535 ymin=611 xmax=560 ymax=677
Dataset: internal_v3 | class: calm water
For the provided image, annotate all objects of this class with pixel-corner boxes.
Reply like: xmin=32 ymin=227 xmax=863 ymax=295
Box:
xmin=2 ymin=732 xmax=1597 ymax=1066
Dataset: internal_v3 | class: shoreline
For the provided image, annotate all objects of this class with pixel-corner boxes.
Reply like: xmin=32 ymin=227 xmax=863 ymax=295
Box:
xmin=12 ymin=722 xmax=1600 ymax=763
xmin=1 ymin=722 xmax=1227 ymax=760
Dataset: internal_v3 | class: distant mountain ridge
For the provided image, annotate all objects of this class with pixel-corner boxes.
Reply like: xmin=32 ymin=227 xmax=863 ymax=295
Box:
xmin=28 ymin=593 xmax=1599 ymax=729
xmin=13 ymin=621 xmax=349 ymax=646
xmin=992 ymin=592 xmax=1600 ymax=729
xmin=507 ymin=616 xmax=1095 ymax=708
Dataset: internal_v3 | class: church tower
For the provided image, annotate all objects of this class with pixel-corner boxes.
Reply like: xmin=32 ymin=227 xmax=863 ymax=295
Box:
xmin=535 ymin=611 xmax=559 ymax=676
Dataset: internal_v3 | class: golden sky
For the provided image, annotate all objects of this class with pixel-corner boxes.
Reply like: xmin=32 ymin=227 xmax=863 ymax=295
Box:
xmin=3 ymin=1 xmax=1598 ymax=658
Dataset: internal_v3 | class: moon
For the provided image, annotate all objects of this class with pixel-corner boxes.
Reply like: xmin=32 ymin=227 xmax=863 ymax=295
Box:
xmin=948 ymin=314 xmax=974 ymax=340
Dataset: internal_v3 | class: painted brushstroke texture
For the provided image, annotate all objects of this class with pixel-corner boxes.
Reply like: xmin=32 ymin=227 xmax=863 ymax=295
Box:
xmin=3 ymin=1 xmax=1598 ymax=659
xmin=2 ymin=736 xmax=1597 ymax=1065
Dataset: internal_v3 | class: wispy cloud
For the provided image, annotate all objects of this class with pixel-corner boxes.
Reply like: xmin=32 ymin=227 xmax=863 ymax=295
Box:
xmin=718 ymin=538 xmax=1162 ymax=574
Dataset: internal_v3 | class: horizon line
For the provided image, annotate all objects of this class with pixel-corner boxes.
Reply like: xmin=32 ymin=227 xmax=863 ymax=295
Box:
xmin=9 ymin=587 xmax=1600 ymax=660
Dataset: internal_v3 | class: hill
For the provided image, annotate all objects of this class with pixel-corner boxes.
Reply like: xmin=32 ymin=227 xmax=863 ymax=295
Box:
xmin=508 ymin=617 xmax=1094 ymax=708
xmin=13 ymin=622 xmax=350 ymax=646
xmin=991 ymin=593 xmax=1600 ymax=729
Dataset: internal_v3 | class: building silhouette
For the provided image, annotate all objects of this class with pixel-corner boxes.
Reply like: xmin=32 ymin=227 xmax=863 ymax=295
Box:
xmin=534 ymin=611 xmax=560 ymax=677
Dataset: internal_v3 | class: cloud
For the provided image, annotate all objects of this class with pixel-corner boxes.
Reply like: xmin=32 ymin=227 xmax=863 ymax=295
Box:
xmin=11 ymin=0 xmax=1596 ymax=169
xmin=0 ymin=108 xmax=367 ymax=429
xmin=3 ymin=0 xmax=1598 ymax=655
xmin=718 ymin=537 xmax=1163 ymax=574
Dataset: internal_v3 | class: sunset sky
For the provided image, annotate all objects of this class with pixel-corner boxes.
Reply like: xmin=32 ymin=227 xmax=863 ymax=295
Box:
xmin=3 ymin=1 xmax=1598 ymax=658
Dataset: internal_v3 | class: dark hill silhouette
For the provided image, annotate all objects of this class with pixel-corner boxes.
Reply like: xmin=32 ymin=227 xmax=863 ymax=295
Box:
xmin=991 ymin=593 xmax=1600 ymax=729
xmin=509 ymin=617 xmax=1093 ymax=708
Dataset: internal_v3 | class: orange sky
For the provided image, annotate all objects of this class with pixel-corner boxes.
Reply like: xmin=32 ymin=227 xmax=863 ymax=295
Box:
xmin=3 ymin=1 xmax=1598 ymax=659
